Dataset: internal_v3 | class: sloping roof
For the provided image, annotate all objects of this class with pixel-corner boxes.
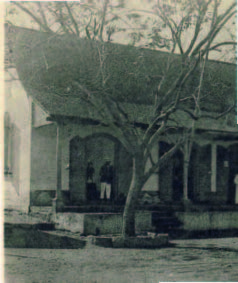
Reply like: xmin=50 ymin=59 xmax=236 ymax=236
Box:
xmin=5 ymin=24 xmax=237 ymax=131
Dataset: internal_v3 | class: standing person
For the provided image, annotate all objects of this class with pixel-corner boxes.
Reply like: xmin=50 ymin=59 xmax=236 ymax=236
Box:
xmin=99 ymin=160 xmax=113 ymax=201
xmin=86 ymin=161 xmax=94 ymax=183
xmin=86 ymin=161 xmax=96 ymax=201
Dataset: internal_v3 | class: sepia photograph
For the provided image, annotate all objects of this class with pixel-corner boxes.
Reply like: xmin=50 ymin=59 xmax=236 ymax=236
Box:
xmin=3 ymin=0 xmax=238 ymax=282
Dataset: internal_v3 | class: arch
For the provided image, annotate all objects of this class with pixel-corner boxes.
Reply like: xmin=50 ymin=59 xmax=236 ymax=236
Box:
xmin=66 ymin=125 xmax=123 ymax=145
xmin=159 ymin=141 xmax=184 ymax=202
xmin=172 ymin=149 xmax=184 ymax=201
xmin=68 ymin=132 xmax=132 ymax=204
xmin=227 ymin=144 xmax=238 ymax=204
xmin=83 ymin=132 xmax=120 ymax=144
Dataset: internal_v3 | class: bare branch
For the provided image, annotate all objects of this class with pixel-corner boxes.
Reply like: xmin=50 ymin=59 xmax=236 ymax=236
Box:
xmin=12 ymin=2 xmax=53 ymax=33
xmin=211 ymin=0 xmax=219 ymax=29
xmin=156 ymin=4 xmax=184 ymax=54
xmin=191 ymin=2 xmax=236 ymax=56
xmin=185 ymin=0 xmax=213 ymax=56
xmin=200 ymin=104 xmax=235 ymax=120
xmin=47 ymin=4 xmax=73 ymax=34
xmin=207 ymin=41 xmax=237 ymax=52
xmin=169 ymin=18 xmax=184 ymax=54
xmin=99 ymin=0 xmax=110 ymax=41
xmin=64 ymin=2 xmax=80 ymax=37
xmin=36 ymin=2 xmax=48 ymax=27
xmin=179 ymin=104 xmax=235 ymax=121
xmin=142 ymin=139 xmax=184 ymax=185
xmin=71 ymin=81 xmax=135 ymax=153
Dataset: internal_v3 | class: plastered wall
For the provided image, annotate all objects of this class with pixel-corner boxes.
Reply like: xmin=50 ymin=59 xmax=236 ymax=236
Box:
xmin=4 ymin=69 xmax=31 ymax=212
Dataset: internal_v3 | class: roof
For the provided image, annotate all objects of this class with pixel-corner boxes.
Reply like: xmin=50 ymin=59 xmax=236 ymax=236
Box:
xmin=5 ymin=24 xmax=237 ymax=131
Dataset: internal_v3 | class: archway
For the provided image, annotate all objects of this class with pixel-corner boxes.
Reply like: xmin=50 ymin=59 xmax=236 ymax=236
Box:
xmin=172 ymin=150 xmax=184 ymax=201
xmin=227 ymin=144 xmax=238 ymax=204
xmin=69 ymin=133 xmax=132 ymax=205
xmin=159 ymin=141 xmax=184 ymax=202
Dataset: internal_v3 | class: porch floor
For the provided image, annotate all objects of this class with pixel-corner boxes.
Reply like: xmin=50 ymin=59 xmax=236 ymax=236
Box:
xmin=60 ymin=202 xmax=238 ymax=213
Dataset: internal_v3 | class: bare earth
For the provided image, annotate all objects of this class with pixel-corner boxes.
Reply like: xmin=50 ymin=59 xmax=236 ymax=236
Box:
xmin=5 ymin=237 xmax=238 ymax=283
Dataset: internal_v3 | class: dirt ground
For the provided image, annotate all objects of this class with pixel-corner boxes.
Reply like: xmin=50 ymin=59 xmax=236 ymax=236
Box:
xmin=4 ymin=237 xmax=238 ymax=283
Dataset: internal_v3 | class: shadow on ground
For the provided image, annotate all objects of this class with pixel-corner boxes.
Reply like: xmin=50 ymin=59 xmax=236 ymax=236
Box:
xmin=175 ymin=245 xmax=238 ymax=254
xmin=4 ymin=223 xmax=86 ymax=249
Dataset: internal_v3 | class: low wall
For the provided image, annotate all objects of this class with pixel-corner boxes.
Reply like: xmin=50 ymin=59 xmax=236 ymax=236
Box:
xmin=84 ymin=213 xmax=122 ymax=235
xmin=30 ymin=190 xmax=70 ymax=206
xmin=53 ymin=211 xmax=152 ymax=235
xmin=53 ymin=213 xmax=85 ymax=233
xmin=176 ymin=211 xmax=238 ymax=231
xmin=53 ymin=210 xmax=238 ymax=235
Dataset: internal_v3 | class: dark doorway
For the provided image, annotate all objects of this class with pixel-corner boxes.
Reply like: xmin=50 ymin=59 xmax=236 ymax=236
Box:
xmin=227 ymin=144 xmax=238 ymax=204
xmin=159 ymin=142 xmax=183 ymax=202
xmin=69 ymin=136 xmax=86 ymax=204
xmin=172 ymin=150 xmax=184 ymax=201
xmin=69 ymin=134 xmax=126 ymax=205
xmin=187 ymin=145 xmax=197 ymax=201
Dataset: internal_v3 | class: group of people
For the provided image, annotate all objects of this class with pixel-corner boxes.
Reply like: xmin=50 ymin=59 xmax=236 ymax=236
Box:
xmin=86 ymin=160 xmax=114 ymax=201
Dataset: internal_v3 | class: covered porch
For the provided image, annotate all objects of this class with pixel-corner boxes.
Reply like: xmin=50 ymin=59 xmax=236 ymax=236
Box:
xmin=29 ymin=112 xmax=238 ymax=214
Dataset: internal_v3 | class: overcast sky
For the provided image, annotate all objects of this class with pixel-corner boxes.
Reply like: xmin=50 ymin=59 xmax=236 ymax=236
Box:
xmin=4 ymin=0 xmax=237 ymax=62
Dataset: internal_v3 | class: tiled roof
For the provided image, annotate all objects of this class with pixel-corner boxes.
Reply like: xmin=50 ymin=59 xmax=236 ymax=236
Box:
xmin=5 ymin=24 xmax=237 ymax=130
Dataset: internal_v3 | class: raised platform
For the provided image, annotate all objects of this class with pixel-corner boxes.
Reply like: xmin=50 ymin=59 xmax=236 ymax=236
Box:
xmin=88 ymin=234 xmax=169 ymax=248
xmin=52 ymin=210 xmax=153 ymax=235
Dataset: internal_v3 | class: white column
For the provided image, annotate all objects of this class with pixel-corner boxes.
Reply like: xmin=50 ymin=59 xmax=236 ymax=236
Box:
xmin=54 ymin=122 xmax=64 ymax=211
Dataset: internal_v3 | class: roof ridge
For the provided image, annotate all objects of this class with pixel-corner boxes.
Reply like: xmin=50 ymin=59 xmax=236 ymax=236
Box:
xmin=5 ymin=23 xmax=237 ymax=67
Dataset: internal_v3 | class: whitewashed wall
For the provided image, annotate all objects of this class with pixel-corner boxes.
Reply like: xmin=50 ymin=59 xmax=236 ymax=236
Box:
xmin=4 ymin=69 xmax=31 ymax=212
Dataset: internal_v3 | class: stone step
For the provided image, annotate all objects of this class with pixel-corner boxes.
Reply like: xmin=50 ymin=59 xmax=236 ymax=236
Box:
xmin=87 ymin=234 xmax=169 ymax=248
xmin=63 ymin=205 xmax=124 ymax=213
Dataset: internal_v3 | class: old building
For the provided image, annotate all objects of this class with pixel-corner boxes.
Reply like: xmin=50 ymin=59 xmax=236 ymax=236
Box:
xmin=4 ymin=24 xmax=238 ymax=235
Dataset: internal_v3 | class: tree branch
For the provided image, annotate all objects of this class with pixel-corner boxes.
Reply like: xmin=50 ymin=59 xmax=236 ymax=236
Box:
xmin=36 ymin=2 xmax=48 ymax=28
xmin=12 ymin=2 xmax=53 ymax=33
xmin=200 ymin=104 xmax=235 ymax=120
xmin=185 ymin=0 xmax=213 ymax=56
xmin=156 ymin=5 xmax=184 ymax=54
xmin=179 ymin=104 xmax=235 ymax=121
xmin=99 ymin=0 xmax=110 ymax=41
xmin=191 ymin=2 xmax=236 ymax=56
xmin=142 ymin=139 xmax=184 ymax=185
xmin=64 ymin=2 xmax=80 ymax=37
xmin=207 ymin=41 xmax=237 ymax=52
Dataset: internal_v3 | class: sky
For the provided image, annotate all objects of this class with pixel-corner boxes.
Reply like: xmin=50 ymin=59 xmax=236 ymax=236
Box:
xmin=3 ymin=0 xmax=237 ymax=62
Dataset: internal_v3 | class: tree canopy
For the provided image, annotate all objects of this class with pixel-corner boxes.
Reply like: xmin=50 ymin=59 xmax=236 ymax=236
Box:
xmin=5 ymin=0 xmax=237 ymax=237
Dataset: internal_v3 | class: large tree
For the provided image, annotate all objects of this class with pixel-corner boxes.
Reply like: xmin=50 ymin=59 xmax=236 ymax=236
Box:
xmin=6 ymin=0 xmax=236 ymax=237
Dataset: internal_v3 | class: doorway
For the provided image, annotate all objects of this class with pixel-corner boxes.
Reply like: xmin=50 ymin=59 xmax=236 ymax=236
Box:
xmin=227 ymin=144 xmax=238 ymax=204
xmin=159 ymin=142 xmax=183 ymax=202
xmin=172 ymin=150 xmax=184 ymax=201
xmin=69 ymin=134 xmax=119 ymax=204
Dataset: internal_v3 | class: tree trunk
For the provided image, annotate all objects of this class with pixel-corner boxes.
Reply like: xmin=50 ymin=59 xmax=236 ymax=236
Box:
xmin=122 ymin=152 xmax=144 ymax=238
xmin=183 ymin=159 xmax=189 ymax=201
xmin=183 ymin=139 xmax=192 ymax=202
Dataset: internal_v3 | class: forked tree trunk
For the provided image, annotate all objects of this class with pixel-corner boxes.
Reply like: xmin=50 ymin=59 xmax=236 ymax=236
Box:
xmin=183 ymin=144 xmax=189 ymax=201
xmin=183 ymin=159 xmax=189 ymax=201
xmin=183 ymin=137 xmax=194 ymax=202
xmin=122 ymin=152 xmax=144 ymax=238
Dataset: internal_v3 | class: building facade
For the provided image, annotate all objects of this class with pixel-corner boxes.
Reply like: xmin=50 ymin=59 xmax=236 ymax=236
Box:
xmin=4 ymin=25 xmax=238 ymax=234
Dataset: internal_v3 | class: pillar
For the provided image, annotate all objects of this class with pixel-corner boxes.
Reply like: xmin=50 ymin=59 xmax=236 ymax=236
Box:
xmin=53 ymin=122 xmax=64 ymax=212
xmin=234 ymin=175 xmax=238 ymax=204
xmin=211 ymin=144 xmax=217 ymax=193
